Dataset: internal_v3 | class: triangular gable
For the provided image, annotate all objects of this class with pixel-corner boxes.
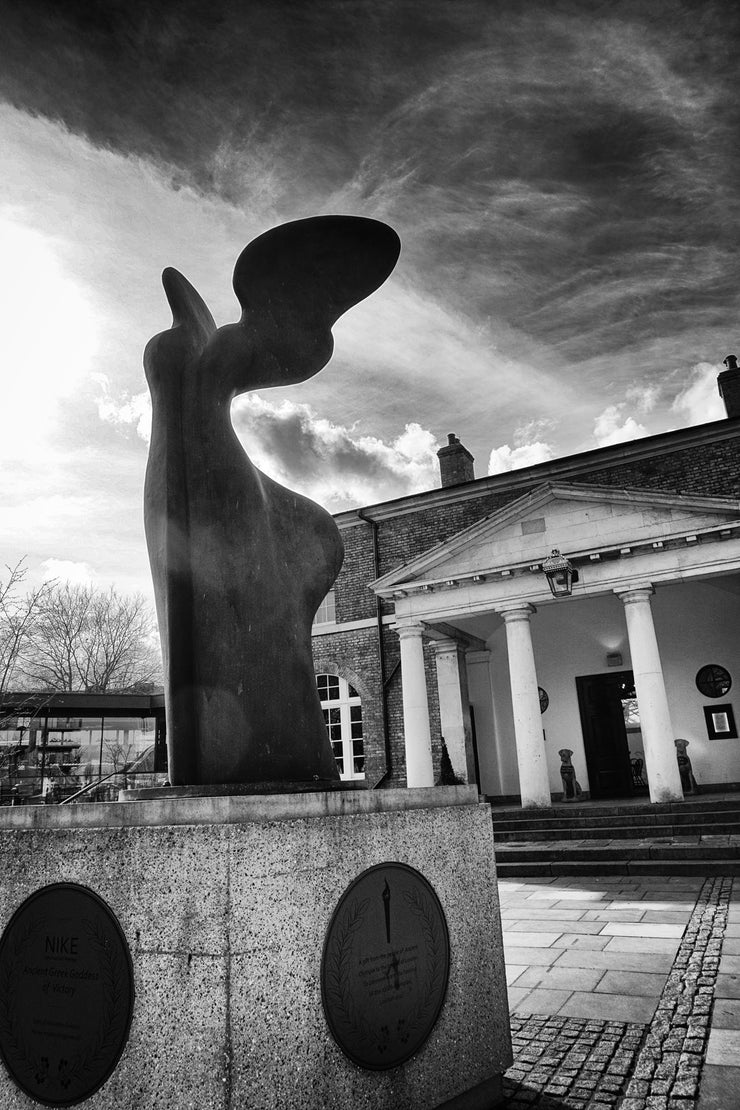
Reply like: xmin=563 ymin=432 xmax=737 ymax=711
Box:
xmin=372 ymin=482 xmax=740 ymax=592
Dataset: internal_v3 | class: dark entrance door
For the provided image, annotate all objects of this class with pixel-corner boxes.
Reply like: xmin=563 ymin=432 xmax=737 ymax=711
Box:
xmin=576 ymin=671 xmax=638 ymax=799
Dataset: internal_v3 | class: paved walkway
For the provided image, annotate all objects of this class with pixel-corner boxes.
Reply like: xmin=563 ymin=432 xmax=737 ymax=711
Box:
xmin=498 ymin=874 xmax=740 ymax=1108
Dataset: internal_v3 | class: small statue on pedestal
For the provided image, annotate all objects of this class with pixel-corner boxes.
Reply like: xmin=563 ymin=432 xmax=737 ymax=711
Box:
xmin=675 ymin=738 xmax=699 ymax=795
xmin=558 ymin=748 xmax=582 ymax=802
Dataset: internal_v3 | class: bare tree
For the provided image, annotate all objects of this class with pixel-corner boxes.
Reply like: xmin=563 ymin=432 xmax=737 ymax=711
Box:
xmin=0 ymin=561 xmax=53 ymax=700
xmin=23 ymin=583 xmax=162 ymax=693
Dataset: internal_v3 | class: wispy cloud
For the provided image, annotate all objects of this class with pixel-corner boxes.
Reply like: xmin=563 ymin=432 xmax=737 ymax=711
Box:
xmin=671 ymin=362 xmax=726 ymax=426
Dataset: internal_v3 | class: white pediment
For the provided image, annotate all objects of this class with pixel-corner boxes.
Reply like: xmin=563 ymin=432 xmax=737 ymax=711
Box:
xmin=372 ymin=482 xmax=740 ymax=593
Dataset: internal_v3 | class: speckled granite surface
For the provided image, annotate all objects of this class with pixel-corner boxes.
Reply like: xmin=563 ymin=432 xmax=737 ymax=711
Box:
xmin=0 ymin=788 xmax=511 ymax=1109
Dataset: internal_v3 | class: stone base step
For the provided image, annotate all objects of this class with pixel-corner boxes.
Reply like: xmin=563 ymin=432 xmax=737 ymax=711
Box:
xmin=487 ymin=794 xmax=739 ymax=821
xmin=496 ymin=839 xmax=740 ymax=861
xmin=494 ymin=820 xmax=740 ymax=841
xmin=495 ymin=857 xmax=740 ymax=878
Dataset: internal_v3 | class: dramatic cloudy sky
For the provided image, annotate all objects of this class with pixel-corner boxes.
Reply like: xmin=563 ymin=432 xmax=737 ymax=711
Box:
xmin=1 ymin=0 xmax=738 ymax=597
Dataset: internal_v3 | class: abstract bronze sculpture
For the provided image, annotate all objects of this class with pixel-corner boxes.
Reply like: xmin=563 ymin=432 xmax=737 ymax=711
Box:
xmin=144 ymin=216 xmax=400 ymax=785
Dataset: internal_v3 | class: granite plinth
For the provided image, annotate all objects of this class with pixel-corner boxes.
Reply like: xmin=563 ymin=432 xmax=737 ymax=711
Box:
xmin=0 ymin=786 xmax=512 ymax=1109
xmin=120 ymin=779 xmax=365 ymax=801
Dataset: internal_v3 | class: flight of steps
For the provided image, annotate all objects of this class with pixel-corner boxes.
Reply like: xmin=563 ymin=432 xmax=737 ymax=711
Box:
xmin=489 ymin=794 xmax=740 ymax=877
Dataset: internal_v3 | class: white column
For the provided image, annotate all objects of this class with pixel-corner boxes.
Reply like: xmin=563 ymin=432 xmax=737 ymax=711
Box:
xmin=432 ymin=638 xmax=475 ymax=784
xmin=615 ymin=584 xmax=683 ymax=804
xmin=395 ymin=621 xmax=434 ymax=788
xmin=496 ymin=604 xmax=551 ymax=809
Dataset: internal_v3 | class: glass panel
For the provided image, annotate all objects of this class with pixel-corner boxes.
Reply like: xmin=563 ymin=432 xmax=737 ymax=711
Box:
xmin=316 ymin=674 xmax=340 ymax=701
xmin=313 ymin=590 xmax=336 ymax=626
xmin=0 ymin=714 xmax=164 ymax=804
xmin=622 ymin=694 xmax=647 ymax=789
xmin=331 ymin=741 xmax=344 ymax=775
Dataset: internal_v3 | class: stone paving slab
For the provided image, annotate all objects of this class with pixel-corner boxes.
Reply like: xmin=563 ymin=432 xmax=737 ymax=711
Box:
xmin=552 ymin=933 xmax=612 ymax=950
xmin=602 ymin=935 xmax=681 ymax=955
xmin=504 ymin=945 xmax=563 ymax=966
xmin=709 ymin=997 xmax=740 ymax=1027
xmin=559 ymin=992 xmax=657 ymax=1023
xmin=714 ymin=972 xmax=740 ymax=998
xmin=705 ymin=1026 xmax=740 ymax=1063
xmin=515 ymin=966 xmax=606 ymax=993
xmin=696 ymin=1063 xmax=740 ymax=1109
xmin=599 ymin=921 xmax=686 ymax=938
xmin=594 ymin=970 xmax=666 ymax=997
xmin=555 ymin=949 xmax=675 ymax=974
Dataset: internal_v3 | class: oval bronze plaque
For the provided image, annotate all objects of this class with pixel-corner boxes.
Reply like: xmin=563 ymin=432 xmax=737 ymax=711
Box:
xmin=0 ymin=883 xmax=134 ymax=1106
xmin=321 ymin=862 xmax=450 ymax=1070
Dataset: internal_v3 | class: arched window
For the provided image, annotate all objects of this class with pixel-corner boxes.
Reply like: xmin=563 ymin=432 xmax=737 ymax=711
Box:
xmin=316 ymin=674 xmax=365 ymax=781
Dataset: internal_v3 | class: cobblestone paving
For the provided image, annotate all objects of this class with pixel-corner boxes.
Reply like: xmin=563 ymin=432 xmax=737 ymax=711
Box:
xmin=501 ymin=876 xmax=732 ymax=1109
xmin=503 ymin=1014 xmax=645 ymax=1108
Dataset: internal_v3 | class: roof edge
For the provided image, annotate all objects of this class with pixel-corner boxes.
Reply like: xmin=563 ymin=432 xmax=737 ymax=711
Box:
xmin=335 ymin=418 xmax=740 ymax=528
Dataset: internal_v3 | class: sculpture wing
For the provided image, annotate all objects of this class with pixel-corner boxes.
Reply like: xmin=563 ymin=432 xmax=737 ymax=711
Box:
xmin=224 ymin=215 xmax=401 ymax=390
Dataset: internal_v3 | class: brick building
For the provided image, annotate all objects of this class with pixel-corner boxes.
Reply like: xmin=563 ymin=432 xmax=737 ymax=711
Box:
xmin=312 ymin=362 xmax=740 ymax=807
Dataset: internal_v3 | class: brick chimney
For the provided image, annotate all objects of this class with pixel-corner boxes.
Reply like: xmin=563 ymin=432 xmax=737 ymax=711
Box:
xmin=437 ymin=433 xmax=475 ymax=487
xmin=719 ymin=355 xmax=740 ymax=419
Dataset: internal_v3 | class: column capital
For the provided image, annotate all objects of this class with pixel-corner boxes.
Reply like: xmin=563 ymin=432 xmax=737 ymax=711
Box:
xmin=430 ymin=636 xmax=463 ymax=656
xmin=495 ymin=602 xmax=537 ymax=623
xmin=392 ymin=620 xmax=427 ymax=641
xmin=614 ymin=582 xmax=654 ymax=605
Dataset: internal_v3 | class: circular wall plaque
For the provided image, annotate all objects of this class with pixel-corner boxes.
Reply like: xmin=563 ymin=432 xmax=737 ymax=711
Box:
xmin=696 ymin=664 xmax=732 ymax=699
xmin=321 ymin=862 xmax=450 ymax=1070
xmin=539 ymin=687 xmax=549 ymax=713
xmin=0 ymin=883 xmax=134 ymax=1107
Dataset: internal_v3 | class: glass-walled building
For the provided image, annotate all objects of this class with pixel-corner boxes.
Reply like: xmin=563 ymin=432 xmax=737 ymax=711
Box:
xmin=0 ymin=692 xmax=166 ymax=803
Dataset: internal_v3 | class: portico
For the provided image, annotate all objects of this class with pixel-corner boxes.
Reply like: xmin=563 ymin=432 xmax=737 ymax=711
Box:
xmin=373 ymin=483 xmax=740 ymax=806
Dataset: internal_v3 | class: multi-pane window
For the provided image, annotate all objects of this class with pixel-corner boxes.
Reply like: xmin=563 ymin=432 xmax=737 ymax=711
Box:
xmin=313 ymin=589 xmax=336 ymax=626
xmin=316 ymin=673 xmax=365 ymax=781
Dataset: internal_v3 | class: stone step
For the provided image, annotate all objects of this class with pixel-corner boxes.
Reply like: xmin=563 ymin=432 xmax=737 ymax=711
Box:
xmin=495 ymin=857 xmax=740 ymax=878
xmin=487 ymin=795 xmax=740 ymax=821
xmin=495 ymin=840 xmax=740 ymax=862
xmin=491 ymin=807 xmax=740 ymax=835
xmin=493 ymin=821 xmax=740 ymax=842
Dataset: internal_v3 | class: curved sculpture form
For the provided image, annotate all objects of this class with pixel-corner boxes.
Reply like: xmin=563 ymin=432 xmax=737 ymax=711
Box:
xmin=143 ymin=216 xmax=401 ymax=785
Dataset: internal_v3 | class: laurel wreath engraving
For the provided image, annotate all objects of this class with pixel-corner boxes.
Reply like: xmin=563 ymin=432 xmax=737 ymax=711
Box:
xmin=54 ymin=917 xmax=130 ymax=1092
xmin=0 ymin=910 xmax=130 ymax=1100
xmin=0 ymin=915 xmax=49 ymax=1083
xmin=323 ymin=897 xmax=372 ymax=1044
xmin=401 ymin=887 xmax=447 ymax=1039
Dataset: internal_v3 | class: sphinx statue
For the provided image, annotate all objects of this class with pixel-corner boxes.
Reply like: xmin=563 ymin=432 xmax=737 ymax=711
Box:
xmin=143 ymin=216 xmax=401 ymax=785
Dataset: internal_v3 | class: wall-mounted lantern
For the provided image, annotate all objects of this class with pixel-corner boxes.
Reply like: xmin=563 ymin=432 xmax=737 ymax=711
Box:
xmin=541 ymin=549 xmax=579 ymax=598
